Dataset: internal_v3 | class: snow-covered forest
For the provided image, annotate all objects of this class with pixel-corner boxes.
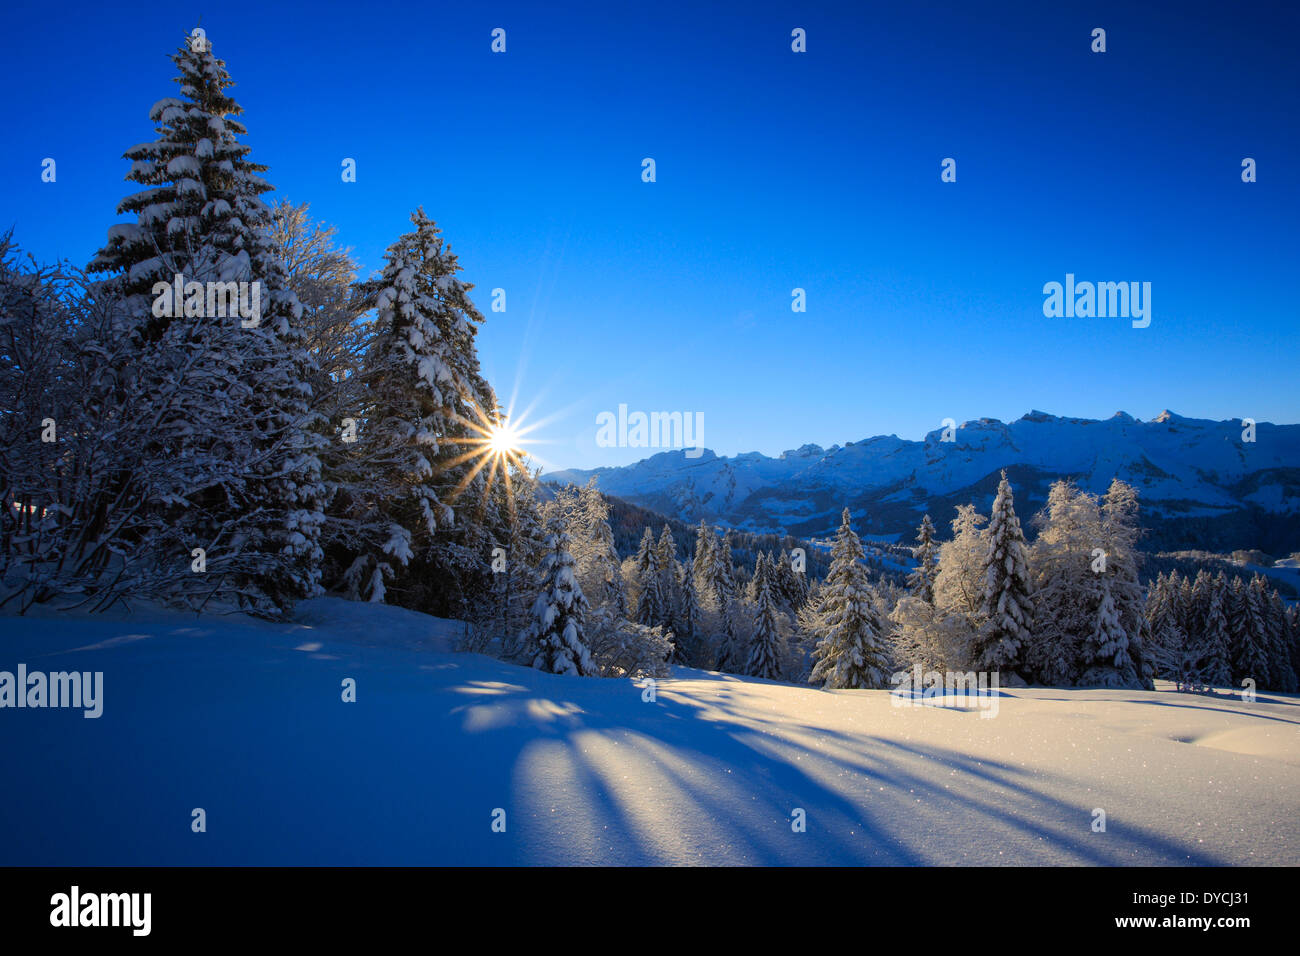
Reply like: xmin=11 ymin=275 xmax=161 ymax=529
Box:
xmin=2 ymin=35 xmax=1298 ymax=703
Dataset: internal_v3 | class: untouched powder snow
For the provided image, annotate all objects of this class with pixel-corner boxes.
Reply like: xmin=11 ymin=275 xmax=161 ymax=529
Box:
xmin=2 ymin=597 xmax=1297 ymax=866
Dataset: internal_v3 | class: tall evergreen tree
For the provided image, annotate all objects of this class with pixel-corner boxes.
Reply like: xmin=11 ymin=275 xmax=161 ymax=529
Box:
xmin=1287 ymin=604 xmax=1300 ymax=688
xmin=746 ymin=553 xmax=784 ymax=679
xmin=655 ymin=524 xmax=681 ymax=632
xmin=972 ymin=471 xmax=1033 ymax=676
xmin=1101 ymin=479 xmax=1150 ymax=687
xmin=576 ymin=481 xmax=627 ymax=614
xmin=692 ymin=519 xmax=713 ymax=577
xmin=706 ymin=526 xmax=741 ymax=670
xmin=907 ymin=513 xmax=939 ymax=604
xmin=520 ymin=517 xmax=595 ymax=676
xmin=807 ymin=509 xmax=892 ymax=689
xmin=677 ymin=558 xmax=702 ymax=663
xmin=634 ymin=528 xmax=665 ymax=629
xmin=633 ymin=526 xmax=657 ymax=582
xmin=1228 ymin=577 xmax=1268 ymax=686
xmin=1193 ymin=574 xmax=1232 ymax=688
xmin=334 ymin=209 xmax=491 ymax=604
xmin=1078 ymin=577 xmax=1132 ymax=686
xmin=88 ymin=32 xmax=325 ymax=613
xmin=1265 ymin=587 xmax=1298 ymax=692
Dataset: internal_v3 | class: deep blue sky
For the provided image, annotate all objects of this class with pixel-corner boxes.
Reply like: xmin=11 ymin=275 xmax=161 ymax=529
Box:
xmin=2 ymin=0 xmax=1296 ymax=471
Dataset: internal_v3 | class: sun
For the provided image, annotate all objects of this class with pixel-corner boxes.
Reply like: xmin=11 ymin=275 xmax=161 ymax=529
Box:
xmin=487 ymin=421 xmax=522 ymax=457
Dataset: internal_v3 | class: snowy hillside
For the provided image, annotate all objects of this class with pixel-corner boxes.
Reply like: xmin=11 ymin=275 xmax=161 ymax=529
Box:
xmin=546 ymin=411 xmax=1300 ymax=551
xmin=3 ymin=599 xmax=1297 ymax=866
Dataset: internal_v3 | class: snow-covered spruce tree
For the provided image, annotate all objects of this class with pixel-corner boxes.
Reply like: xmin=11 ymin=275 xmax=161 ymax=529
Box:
xmin=907 ymin=513 xmax=939 ymax=604
xmin=331 ymin=208 xmax=495 ymax=607
xmin=520 ymin=516 xmax=595 ymax=676
xmin=1176 ymin=572 xmax=1197 ymax=636
xmin=1101 ymin=479 xmax=1152 ymax=688
xmin=1227 ymin=577 xmax=1268 ymax=687
xmin=692 ymin=519 xmax=713 ymax=582
xmin=1264 ymin=585 xmax=1298 ymax=692
xmin=1077 ymin=577 xmax=1133 ymax=686
xmin=971 ymin=471 xmax=1033 ymax=678
xmin=1287 ymin=603 xmax=1300 ymax=689
xmin=690 ymin=522 xmax=735 ymax=668
xmin=634 ymin=528 xmax=665 ymax=629
xmin=746 ymin=553 xmax=784 ymax=679
xmin=629 ymin=525 xmax=655 ymax=606
xmin=773 ymin=548 xmax=807 ymax=610
xmin=575 ymin=480 xmax=626 ymax=615
xmin=1146 ymin=613 xmax=1190 ymax=688
xmin=378 ymin=213 xmax=502 ymax=620
xmin=88 ymin=34 xmax=326 ymax=613
xmin=655 ymin=524 xmax=681 ymax=633
xmin=1192 ymin=574 xmax=1232 ymax=689
xmin=1144 ymin=573 xmax=1172 ymax=633
xmin=1144 ymin=572 xmax=1185 ymax=681
xmin=707 ymin=527 xmax=738 ymax=605
xmin=677 ymin=558 xmax=702 ymax=663
xmin=1249 ymin=575 xmax=1293 ymax=691
xmin=807 ymin=509 xmax=892 ymax=689
xmin=709 ymin=527 xmax=743 ymax=672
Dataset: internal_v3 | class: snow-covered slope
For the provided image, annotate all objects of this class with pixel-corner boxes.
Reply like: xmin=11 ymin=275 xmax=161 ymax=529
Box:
xmin=3 ymin=599 xmax=1297 ymax=865
xmin=546 ymin=411 xmax=1300 ymax=550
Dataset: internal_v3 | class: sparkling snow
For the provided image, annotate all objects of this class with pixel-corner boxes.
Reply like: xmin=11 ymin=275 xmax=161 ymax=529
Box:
xmin=2 ymin=598 xmax=1296 ymax=865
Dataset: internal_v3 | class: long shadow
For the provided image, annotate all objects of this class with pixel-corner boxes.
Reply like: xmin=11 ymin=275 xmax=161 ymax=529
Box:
xmin=454 ymin=668 xmax=1237 ymax=865
xmin=698 ymin=704 xmax=1225 ymax=866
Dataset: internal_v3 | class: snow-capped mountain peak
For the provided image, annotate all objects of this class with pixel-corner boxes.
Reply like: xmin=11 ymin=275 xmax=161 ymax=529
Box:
xmin=544 ymin=410 xmax=1300 ymax=552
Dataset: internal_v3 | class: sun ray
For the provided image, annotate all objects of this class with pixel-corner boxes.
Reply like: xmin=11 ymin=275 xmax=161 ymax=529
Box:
xmin=427 ymin=399 xmax=540 ymax=515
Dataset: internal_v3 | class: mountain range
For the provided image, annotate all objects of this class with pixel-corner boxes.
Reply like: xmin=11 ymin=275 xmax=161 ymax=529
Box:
xmin=544 ymin=411 xmax=1300 ymax=555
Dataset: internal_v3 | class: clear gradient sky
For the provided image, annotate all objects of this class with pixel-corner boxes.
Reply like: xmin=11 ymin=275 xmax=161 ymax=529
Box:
xmin=2 ymin=0 xmax=1296 ymax=471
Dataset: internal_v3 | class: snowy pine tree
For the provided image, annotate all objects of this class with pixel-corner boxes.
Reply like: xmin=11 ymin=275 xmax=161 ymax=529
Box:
xmin=971 ymin=471 xmax=1033 ymax=677
xmin=703 ymin=526 xmax=741 ymax=671
xmin=575 ymin=481 xmax=627 ymax=615
xmin=1228 ymin=577 xmax=1269 ymax=686
xmin=634 ymin=528 xmax=665 ymax=629
xmin=907 ymin=513 xmax=939 ymax=604
xmin=807 ymin=509 xmax=893 ymax=689
xmin=1193 ymin=574 xmax=1232 ymax=688
xmin=1264 ymin=586 xmax=1298 ymax=692
xmin=1101 ymin=479 xmax=1151 ymax=688
xmin=332 ymin=209 xmax=491 ymax=603
xmin=677 ymin=558 xmax=702 ymax=663
xmin=87 ymin=33 xmax=326 ymax=613
xmin=1078 ymin=577 xmax=1132 ymax=686
xmin=520 ymin=517 xmax=595 ymax=676
xmin=746 ymin=553 xmax=784 ymax=679
xmin=655 ymin=524 xmax=681 ymax=633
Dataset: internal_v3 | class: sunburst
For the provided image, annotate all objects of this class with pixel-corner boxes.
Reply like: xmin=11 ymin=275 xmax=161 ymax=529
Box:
xmin=435 ymin=400 xmax=545 ymax=520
